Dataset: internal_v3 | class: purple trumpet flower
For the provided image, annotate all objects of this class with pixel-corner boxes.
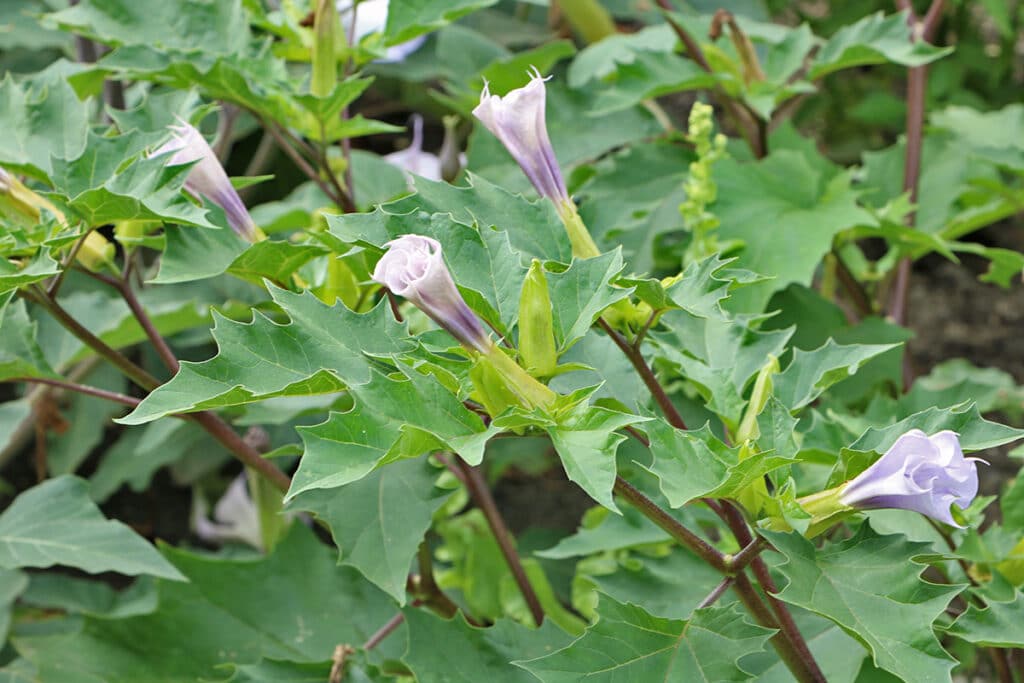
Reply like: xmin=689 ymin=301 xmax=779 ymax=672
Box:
xmin=372 ymin=235 xmax=491 ymax=353
xmin=153 ymin=121 xmax=260 ymax=242
xmin=840 ymin=429 xmax=982 ymax=527
xmin=473 ymin=68 xmax=570 ymax=211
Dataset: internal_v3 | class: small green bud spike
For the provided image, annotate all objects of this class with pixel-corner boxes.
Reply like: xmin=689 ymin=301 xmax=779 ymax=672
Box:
xmin=518 ymin=260 xmax=558 ymax=379
xmin=311 ymin=0 xmax=339 ymax=98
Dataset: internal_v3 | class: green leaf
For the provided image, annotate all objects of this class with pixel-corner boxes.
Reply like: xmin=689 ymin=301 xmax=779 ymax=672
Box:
xmin=153 ymin=224 xmax=247 ymax=284
xmin=0 ymin=299 xmax=57 ymax=381
xmin=0 ymin=252 xmax=61 ymax=297
xmin=50 ymin=132 xmax=219 ymax=227
xmin=809 ymin=11 xmax=954 ymax=79
xmin=646 ymin=422 xmax=792 ymax=507
xmin=579 ymin=546 xmax=725 ymax=621
xmin=288 ymin=366 xmax=494 ymax=499
xmin=930 ymin=104 xmax=1024 ymax=170
xmin=946 ymin=589 xmax=1024 ymax=647
xmin=289 ymin=458 xmax=451 ymax=603
xmin=120 ymin=289 xmax=411 ymax=424
xmin=546 ymin=250 xmax=631 ymax=352
xmin=404 ymin=609 xmax=572 ymax=683
xmin=0 ymin=476 xmax=184 ymax=579
xmin=0 ymin=62 xmax=90 ymax=180
xmin=21 ymin=573 xmax=157 ymax=619
xmin=773 ymin=340 xmax=900 ymax=411
xmin=568 ymin=26 xmax=716 ymax=115
xmin=576 ymin=142 xmax=689 ymax=273
xmin=765 ymin=527 xmax=961 ymax=682
xmin=652 ymin=311 xmax=793 ymax=427
xmin=385 ymin=0 xmax=498 ymax=45
xmin=537 ymin=506 xmax=670 ymax=559
xmin=519 ymin=598 xmax=773 ymax=682
xmin=547 ymin=404 xmax=649 ymax=511
xmin=849 ymin=403 xmax=1024 ymax=454
xmin=328 ymin=209 xmax=528 ymax=333
xmin=227 ymin=659 xmax=334 ymax=683
xmin=385 ymin=174 xmax=573 ymax=263
xmin=44 ymin=0 xmax=251 ymax=53
xmin=15 ymin=527 xmax=404 ymax=681
xmin=714 ymin=149 xmax=874 ymax=313
xmin=742 ymin=610 xmax=866 ymax=683
xmin=227 ymin=240 xmax=327 ymax=288
xmin=0 ymin=568 xmax=28 ymax=643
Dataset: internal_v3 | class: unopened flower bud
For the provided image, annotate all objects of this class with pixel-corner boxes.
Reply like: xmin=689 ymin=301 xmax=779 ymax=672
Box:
xmin=517 ymin=259 xmax=557 ymax=378
xmin=153 ymin=121 xmax=261 ymax=242
xmin=372 ymin=234 xmax=491 ymax=353
xmin=840 ymin=429 xmax=981 ymax=527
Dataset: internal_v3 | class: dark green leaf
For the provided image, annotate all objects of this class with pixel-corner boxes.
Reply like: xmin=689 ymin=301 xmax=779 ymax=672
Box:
xmin=0 ymin=476 xmax=184 ymax=579
xmin=519 ymin=598 xmax=773 ymax=682
xmin=765 ymin=527 xmax=961 ymax=682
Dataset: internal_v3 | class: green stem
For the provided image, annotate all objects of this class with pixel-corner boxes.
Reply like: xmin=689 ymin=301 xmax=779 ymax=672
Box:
xmin=558 ymin=204 xmax=602 ymax=260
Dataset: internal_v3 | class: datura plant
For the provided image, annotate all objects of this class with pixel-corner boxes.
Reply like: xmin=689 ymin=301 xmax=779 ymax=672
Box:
xmin=2 ymin=1 xmax=1024 ymax=682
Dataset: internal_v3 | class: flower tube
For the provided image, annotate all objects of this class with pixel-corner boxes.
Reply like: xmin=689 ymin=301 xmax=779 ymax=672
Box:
xmin=153 ymin=121 xmax=261 ymax=242
xmin=372 ymin=234 xmax=491 ymax=353
xmin=839 ymin=429 xmax=981 ymax=527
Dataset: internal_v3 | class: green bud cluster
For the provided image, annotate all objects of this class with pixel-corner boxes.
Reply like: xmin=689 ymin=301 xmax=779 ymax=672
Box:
xmin=679 ymin=102 xmax=728 ymax=263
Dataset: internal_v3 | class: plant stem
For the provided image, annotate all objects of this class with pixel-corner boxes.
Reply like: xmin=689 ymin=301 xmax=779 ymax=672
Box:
xmin=27 ymin=287 xmax=293 ymax=494
xmin=654 ymin=0 xmax=766 ymax=158
xmin=454 ymin=457 xmax=545 ymax=626
xmin=191 ymin=411 xmax=292 ymax=492
xmin=258 ymin=116 xmax=346 ymax=209
xmin=599 ymin=319 xmax=687 ymax=430
xmin=832 ymin=248 xmax=872 ymax=318
xmin=47 ymin=230 xmax=92 ymax=298
xmin=727 ymin=536 xmax=768 ymax=573
xmin=720 ymin=502 xmax=825 ymax=682
xmin=27 ymin=287 xmax=161 ymax=392
xmin=613 ymin=477 xmax=726 ymax=572
xmin=7 ymin=377 xmax=140 ymax=407
xmin=732 ymin=572 xmax=826 ymax=683
xmin=362 ymin=612 xmax=405 ymax=650
xmin=697 ymin=577 xmax=735 ymax=609
xmin=85 ymin=270 xmax=180 ymax=374
xmin=887 ymin=0 xmax=945 ymax=389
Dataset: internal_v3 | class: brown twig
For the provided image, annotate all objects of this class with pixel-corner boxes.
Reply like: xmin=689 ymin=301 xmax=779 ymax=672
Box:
xmin=886 ymin=0 xmax=946 ymax=391
xmin=82 ymin=270 xmax=180 ymax=375
xmin=363 ymin=612 xmax=406 ymax=650
xmin=697 ymin=577 xmax=735 ymax=609
xmin=719 ymin=502 xmax=826 ymax=682
xmin=832 ymin=249 xmax=873 ymax=319
xmin=454 ymin=457 xmax=545 ymax=626
xmin=599 ymin=319 xmax=687 ymax=430
xmin=613 ymin=477 xmax=726 ymax=572
xmin=7 ymin=377 xmax=141 ymax=407
xmin=654 ymin=0 xmax=766 ymax=158
xmin=257 ymin=116 xmax=346 ymax=209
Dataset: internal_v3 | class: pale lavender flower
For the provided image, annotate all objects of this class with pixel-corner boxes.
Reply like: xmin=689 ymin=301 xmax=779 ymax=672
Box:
xmin=473 ymin=68 xmax=570 ymax=210
xmin=840 ymin=429 xmax=982 ymax=526
xmin=385 ymin=115 xmax=443 ymax=183
xmin=372 ymin=235 xmax=491 ymax=353
xmin=153 ymin=121 xmax=259 ymax=241
xmin=336 ymin=0 xmax=427 ymax=63
xmin=0 ymin=168 xmax=11 ymax=193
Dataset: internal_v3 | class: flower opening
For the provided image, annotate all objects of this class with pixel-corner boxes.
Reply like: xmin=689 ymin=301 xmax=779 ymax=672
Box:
xmin=839 ymin=429 xmax=982 ymax=527
xmin=372 ymin=234 xmax=491 ymax=353
xmin=473 ymin=68 xmax=569 ymax=207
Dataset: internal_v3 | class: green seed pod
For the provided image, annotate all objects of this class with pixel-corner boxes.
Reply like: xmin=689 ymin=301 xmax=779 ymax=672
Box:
xmin=518 ymin=259 xmax=557 ymax=379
